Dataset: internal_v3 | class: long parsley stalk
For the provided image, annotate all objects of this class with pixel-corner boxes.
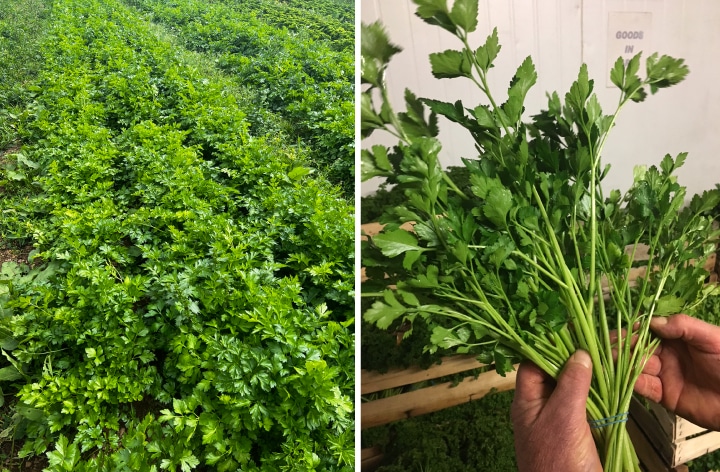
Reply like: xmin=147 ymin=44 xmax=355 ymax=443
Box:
xmin=361 ymin=1 xmax=720 ymax=470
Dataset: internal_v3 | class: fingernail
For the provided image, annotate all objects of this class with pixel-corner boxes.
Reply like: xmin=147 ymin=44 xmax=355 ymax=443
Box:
xmin=572 ymin=349 xmax=592 ymax=369
xmin=651 ymin=316 xmax=668 ymax=327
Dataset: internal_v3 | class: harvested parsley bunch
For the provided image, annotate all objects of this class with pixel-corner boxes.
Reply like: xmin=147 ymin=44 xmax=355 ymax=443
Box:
xmin=361 ymin=1 xmax=720 ymax=470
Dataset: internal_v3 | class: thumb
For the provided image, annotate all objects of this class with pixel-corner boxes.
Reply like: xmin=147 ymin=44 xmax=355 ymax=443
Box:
xmin=547 ymin=350 xmax=593 ymax=416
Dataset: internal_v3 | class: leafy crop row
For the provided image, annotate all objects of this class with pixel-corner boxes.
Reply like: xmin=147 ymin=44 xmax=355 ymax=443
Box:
xmin=0 ymin=0 xmax=51 ymax=151
xmin=268 ymin=0 xmax=354 ymax=26
xmin=125 ymin=0 xmax=355 ymax=194
xmin=205 ymin=0 xmax=353 ymax=50
xmin=0 ymin=0 xmax=353 ymax=470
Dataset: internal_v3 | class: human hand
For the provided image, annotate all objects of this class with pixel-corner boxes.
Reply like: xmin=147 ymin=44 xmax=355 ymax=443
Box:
xmin=634 ymin=314 xmax=720 ymax=431
xmin=511 ymin=350 xmax=602 ymax=472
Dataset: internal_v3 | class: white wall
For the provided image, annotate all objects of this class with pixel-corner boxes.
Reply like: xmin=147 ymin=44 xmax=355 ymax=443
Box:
xmin=361 ymin=0 xmax=720 ymax=197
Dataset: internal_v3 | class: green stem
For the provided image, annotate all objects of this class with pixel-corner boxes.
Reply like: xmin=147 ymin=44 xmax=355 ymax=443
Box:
xmin=460 ymin=35 xmax=513 ymax=136
xmin=529 ymin=187 xmax=607 ymax=392
xmin=379 ymin=84 xmax=411 ymax=144
xmin=509 ymin=250 xmax=569 ymax=289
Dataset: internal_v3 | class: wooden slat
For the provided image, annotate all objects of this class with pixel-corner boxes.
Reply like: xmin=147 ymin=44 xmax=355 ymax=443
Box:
xmin=361 ymin=222 xmax=414 ymax=239
xmin=647 ymin=401 xmax=677 ymax=438
xmin=645 ymin=401 xmax=708 ymax=442
xmin=361 ymin=446 xmax=384 ymax=471
xmin=361 ymin=355 xmax=486 ymax=395
xmin=706 ymin=252 xmax=718 ymax=272
xmin=675 ymin=417 xmax=707 ymax=441
xmin=361 ymin=367 xmax=517 ymax=429
xmin=627 ymin=412 xmax=672 ymax=472
xmin=360 ymin=222 xmax=383 ymax=239
xmin=630 ymin=397 xmax=675 ymax=464
xmin=674 ymin=431 xmax=720 ymax=466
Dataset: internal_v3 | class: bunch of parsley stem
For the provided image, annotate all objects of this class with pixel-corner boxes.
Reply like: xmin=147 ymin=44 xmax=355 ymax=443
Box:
xmin=363 ymin=8 xmax=715 ymax=468
xmin=374 ymin=63 xmax=672 ymax=472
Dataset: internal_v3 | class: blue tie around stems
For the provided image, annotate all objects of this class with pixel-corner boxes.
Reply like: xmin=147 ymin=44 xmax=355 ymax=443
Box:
xmin=589 ymin=412 xmax=629 ymax=429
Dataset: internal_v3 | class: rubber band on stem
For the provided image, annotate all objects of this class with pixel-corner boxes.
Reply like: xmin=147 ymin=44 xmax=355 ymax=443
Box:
xmin=588 ymin=412 xmax=629 ymax=429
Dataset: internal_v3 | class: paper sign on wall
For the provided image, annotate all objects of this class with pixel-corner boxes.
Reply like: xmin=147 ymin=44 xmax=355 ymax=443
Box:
xmin=607 ymin=12 xmax=653 ymax=87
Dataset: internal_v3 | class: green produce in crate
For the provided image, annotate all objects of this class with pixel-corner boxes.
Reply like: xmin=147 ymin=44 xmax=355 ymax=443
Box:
xmin=360 ymin=0 xmax=720 ymax=470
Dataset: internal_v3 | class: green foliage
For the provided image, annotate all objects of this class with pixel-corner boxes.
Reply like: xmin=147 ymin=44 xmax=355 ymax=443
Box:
xmin=361 ymin=317 xmax=445 ymax=373
xmin=689 ymin=447 xmax=720 ymax=472
xmin=219 ymin=0 xmax=353 ymax=49
xmin=694 ymin=293 xmax=720 ymax=329
xmin=124 ymin=0 xmax=355 ymax=194
xmin=361 ymin=2 xmax=715 ymax=470
xmin=0 ymin=0 xmax=354 ymax=470
xmin=0 ymin=0 xmax=51 ymax=151
xmin=362 ymin=167 xmax=471 ymax=223
xmin=278 ymin=0 xmax=354 ymax=26
xmin=363 ymin=391 xmax=517 ymax=472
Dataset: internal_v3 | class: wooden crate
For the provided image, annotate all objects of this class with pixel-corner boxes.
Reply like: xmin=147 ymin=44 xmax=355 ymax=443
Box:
xmin=629 ymin=397 xmax=720 ymax=470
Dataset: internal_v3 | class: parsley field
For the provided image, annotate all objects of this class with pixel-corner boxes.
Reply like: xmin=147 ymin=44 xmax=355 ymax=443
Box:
xmin=0 ymin=0 xmax=354 ymax=470
xmin=124 ymin=0 xmax=355 ymax=195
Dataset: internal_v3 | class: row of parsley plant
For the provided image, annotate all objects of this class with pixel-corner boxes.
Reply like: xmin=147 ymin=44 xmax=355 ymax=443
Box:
xmin=123 ymin=0 xmax=355 ymax=195
xmin=0 ymin=0 xmax=354 ymax=470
